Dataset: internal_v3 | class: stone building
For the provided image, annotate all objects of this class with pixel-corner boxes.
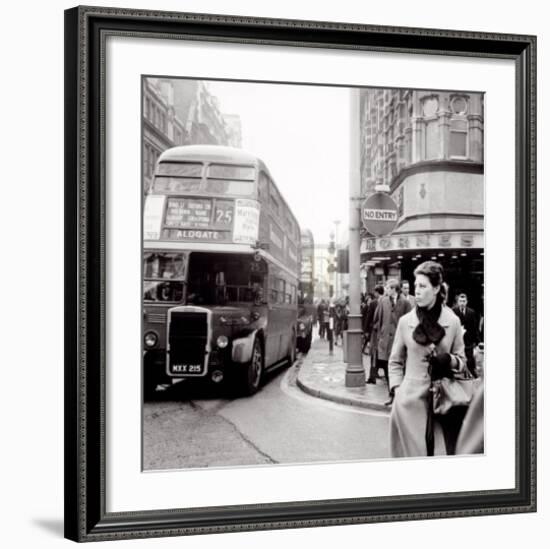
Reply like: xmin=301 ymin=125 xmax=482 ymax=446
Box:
xmin=359 ymin=88 xmax=484 ymax=311
xmin=142 ymin=78 xmax=243 ymax=194
xmin=224 ymin=114 xmax=243 ymax=148
xmin=142 ymin=78 xmax=187 ymax=193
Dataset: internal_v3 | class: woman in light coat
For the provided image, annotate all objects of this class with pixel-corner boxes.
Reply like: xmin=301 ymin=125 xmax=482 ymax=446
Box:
xmin=389 ymin=261 xmax=467 ymax=457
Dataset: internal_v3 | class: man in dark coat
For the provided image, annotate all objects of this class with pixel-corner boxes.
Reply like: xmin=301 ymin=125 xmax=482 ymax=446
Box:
xmin=452 ymin=293 xmax=480 ymax=377
xmin=364 ymin=285 xmax=384 ymax=382
xmin=372 ymin=279 xmax=412 ymax=402
xmin=317 ymin=299 xmax=328 ymax=339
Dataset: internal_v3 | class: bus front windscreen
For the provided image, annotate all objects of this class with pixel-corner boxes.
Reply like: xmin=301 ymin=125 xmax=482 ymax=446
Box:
xmin=143 ymin=252 xmax=186 ymax=303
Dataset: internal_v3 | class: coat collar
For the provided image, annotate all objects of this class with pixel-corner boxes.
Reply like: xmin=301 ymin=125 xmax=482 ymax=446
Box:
xmin=407 ymin=304 xmax=454 ymax=328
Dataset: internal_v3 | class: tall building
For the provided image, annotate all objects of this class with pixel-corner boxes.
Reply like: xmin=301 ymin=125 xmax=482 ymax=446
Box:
xmin=142 ymin=79 xmax=243 ymax=194
xmin=142 ymin=78 xmax=187 ymax=193
xmin=170 ymin=80 xmax=236 ymax=146
xmin=313 ymin=243 xmax=337 ymax=301
xmin=299 ymin=229 xmax=315 ymax=302
xmin=224 ymin=114 xmax=243 ymax=148
xmin=359 ymin=88 xmax=484 ymax=311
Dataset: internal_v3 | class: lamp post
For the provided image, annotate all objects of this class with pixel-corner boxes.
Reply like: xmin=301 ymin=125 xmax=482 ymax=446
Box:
xmin=328 ymin=231 xmax=336 ymax=298
xmin=345 ymin=88 xmax=365 ymax=387
xmin=333 ymin=219 xmax=341 ymax=298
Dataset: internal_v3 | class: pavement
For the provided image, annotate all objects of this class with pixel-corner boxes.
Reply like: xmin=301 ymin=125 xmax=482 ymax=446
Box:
xmin=296 ymin=335 xmax=392 ymax=412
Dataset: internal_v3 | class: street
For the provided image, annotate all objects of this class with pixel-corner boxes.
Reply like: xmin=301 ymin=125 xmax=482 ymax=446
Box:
xmin=143 ymin=355 xmax=390 ymax=471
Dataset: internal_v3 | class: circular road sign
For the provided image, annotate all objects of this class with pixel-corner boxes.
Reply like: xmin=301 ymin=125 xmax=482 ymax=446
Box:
xmin=361 ymin=192 xmax=399 ymax=237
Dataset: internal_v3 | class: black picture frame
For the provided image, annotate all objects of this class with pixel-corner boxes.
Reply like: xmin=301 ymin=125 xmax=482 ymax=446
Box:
xmin=64 ymin=5 xmax=537 ymax=542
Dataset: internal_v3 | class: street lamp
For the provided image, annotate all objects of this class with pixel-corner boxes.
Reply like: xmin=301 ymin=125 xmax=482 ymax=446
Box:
xmin=344 ymin=88 xmax=365 ymax=388
xmin=333 ymin=220 xmax=341 ymax=297
xmin=328 ymin=231 xmax=336 ymax=298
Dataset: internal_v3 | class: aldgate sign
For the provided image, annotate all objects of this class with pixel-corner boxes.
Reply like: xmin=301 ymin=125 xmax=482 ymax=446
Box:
xmin=361 ymin=232 xmax=484 ymax=254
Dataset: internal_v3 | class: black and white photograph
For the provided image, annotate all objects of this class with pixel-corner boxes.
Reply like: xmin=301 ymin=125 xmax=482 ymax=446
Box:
xmin=141 ymin=77 xmax=485 ymax=470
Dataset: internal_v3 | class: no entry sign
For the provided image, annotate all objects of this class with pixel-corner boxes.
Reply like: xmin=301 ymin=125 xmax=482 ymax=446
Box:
xmin=362 ymin=192 xmax=399 ymax=236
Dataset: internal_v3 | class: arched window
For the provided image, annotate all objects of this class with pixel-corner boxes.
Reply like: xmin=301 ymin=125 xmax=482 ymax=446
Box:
xmin=449 ymin=95 xmax=469 ymax=158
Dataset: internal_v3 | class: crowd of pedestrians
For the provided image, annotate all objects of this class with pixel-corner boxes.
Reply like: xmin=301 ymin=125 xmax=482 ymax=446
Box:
xmin=313 ymin=261 xmax=484 ymax=458
xmin=360 ymin=262 xmax=484 ymax=457
xmin=316 ymin=297 xmax=349 ymax=347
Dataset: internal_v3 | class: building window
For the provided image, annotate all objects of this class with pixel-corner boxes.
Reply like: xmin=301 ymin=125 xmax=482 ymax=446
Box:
xmin=425 ymin=120 xmax=439 ymax=160
xmin=449 ymin=95 xmax=469 ymax=158
xmin=450 ymin=119 xmax=468 ymax=157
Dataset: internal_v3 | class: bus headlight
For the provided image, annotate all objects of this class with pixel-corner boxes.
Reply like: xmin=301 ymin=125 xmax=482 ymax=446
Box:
xmin=217 ymin=335 xmax=229 ymax=349
xmin=144 ymin=331 xmax=158 ymax=348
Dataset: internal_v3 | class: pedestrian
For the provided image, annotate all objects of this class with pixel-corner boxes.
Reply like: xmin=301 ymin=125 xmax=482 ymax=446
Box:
xmin=401 ymin=280 xmax=416 ymax=308
xmin=373 ymin=279 xmax=412 ymax=403
xmin=334 ymin=300 xmax=345 ymax=345
xmin=361 ymin=292 xmax=374 ymax=349
xmin=452 ymin=293 xmax=480 ymax=378
xmin=317 ymin=299 xmax=327 ymax=339
xmin=321 ymin=300 xmax=332 ymax=341
xmin=388 ymin=261 xmax=467 ymax=457
xmin=363 ymin=286 xmax=384 ymax=380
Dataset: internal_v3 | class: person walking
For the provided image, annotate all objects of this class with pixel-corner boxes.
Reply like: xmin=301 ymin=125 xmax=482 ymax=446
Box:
xmin=452 ymin=293 xmax=480 ymax=378
xmin=317 ymin=299 xmax=327 ymax=339
xmin=388 ymin=261 xmax=467 ymax=457
xmin=334 ymin=299 xmax=345 ymax=346
xmin=373 ymin=279 xmax=412 ymax=403
xmin=401 ymin=280 xmax=416 ymax=308
xmin=364 ymin=285 xmax=384 ymax=382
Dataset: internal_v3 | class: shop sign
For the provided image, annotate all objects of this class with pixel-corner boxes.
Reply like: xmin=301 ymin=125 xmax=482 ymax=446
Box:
xmin=362 ymin=232 xmax=482 ymax=253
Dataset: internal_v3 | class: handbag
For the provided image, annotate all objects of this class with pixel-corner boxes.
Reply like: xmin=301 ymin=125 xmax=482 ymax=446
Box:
xmin=432 ymin=375 xmax=479 ymax=415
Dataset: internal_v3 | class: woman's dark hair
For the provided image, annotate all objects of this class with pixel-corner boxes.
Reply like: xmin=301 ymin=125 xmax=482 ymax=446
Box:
xmin=413 ymin=261 xmax=447 ymax=302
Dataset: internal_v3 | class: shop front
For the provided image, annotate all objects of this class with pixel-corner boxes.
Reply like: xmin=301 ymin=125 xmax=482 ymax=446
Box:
xmin=361 ymin=230 xmax=484 ymax=313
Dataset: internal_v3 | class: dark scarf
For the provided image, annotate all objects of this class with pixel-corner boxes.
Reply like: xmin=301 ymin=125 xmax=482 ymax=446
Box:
xmin=413 ymin=297 xmax=445 ymax=346
xmin=413 ymin=295 xmax=445 ymax=457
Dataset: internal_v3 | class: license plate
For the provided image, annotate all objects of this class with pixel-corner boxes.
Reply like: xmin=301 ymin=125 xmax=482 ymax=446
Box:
xmin=170 ymin=363 xmax=205 ymax=375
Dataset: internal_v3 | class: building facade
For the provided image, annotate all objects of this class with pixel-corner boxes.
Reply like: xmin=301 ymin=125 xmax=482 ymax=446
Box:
xmin=142 ymin=78 xmax=243 ymax=194
xmin=143 ymin=78 xmax=187 ymax=193
xmin=359 ymin=88 xmax=484 ymax=311
xmin=224 ymin=114 xmax=243 ymax=148
xmin=313 ymin=243 xmax=337 ymax=301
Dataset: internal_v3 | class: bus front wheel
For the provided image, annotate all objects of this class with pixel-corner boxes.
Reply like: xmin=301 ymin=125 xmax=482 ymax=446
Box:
xmin=242 ymin=338 xmax=263 ymax=396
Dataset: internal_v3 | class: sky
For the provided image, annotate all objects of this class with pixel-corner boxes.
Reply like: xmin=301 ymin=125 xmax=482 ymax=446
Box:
xmin=206 ymin=80 xmax=353 ymax=247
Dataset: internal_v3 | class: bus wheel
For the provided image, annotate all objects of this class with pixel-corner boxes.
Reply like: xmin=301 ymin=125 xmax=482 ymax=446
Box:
xmin=243 ymin=338 xmax=263 ymax=395
xmin=287 ymin=332 xmax=297 ymax=366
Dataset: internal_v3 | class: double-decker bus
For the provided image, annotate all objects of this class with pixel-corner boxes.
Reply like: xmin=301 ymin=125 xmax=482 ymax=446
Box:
xmin=143 ymin=145 xmax=301 ymax=397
